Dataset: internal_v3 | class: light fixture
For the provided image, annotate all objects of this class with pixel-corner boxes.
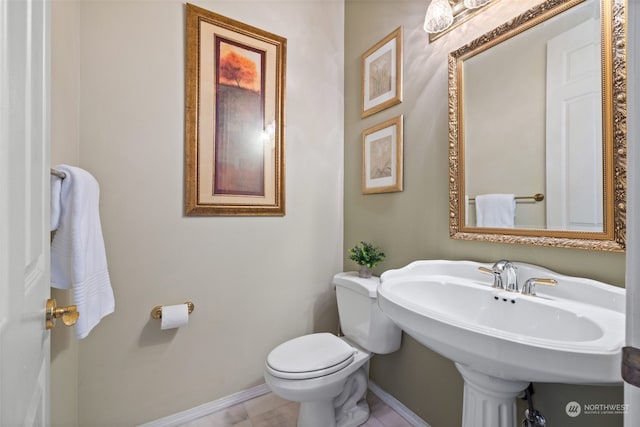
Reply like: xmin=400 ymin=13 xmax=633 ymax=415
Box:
xmin=463 ymin=0 xmax=491 ymax=9
xmin=423 ymin=0 xmax=454 ymax=34
xmin=425 ymin=0 xmax=496 ymax=40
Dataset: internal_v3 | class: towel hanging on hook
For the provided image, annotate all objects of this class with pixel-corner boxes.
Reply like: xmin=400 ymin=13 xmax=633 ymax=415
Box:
xmin=50 ymin=164 xmax=115 ymax=339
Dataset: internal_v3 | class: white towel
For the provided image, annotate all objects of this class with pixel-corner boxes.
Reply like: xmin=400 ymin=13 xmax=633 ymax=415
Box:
xmin=50 ymin=174 xmax=62 ymax=231
xmin=465 ymin=194 xmax=469 ymax=226
xmin=475 ymin=193 xmax=516 ymax=228
xmin=51 ymin=165 xmax=115 ymax=339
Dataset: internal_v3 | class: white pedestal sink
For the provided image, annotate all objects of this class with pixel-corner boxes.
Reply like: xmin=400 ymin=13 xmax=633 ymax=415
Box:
xmin=377 ymin=260 xmax=625 ymax=427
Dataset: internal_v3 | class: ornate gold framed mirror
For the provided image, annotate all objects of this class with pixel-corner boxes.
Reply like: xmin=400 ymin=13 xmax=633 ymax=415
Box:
xmin=448 ymin=0 xmax=626 ymax=251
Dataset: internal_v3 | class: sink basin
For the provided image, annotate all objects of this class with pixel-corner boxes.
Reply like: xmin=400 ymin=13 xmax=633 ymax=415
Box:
xmin=377 ymin=260 xmax=625 ymax=427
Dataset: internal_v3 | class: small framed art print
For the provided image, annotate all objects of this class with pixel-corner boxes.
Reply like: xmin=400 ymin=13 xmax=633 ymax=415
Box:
xmin=361 ymin=27 xmax=402 ymax=118
xmin=362 ymin=115 xmax=403 ymax=194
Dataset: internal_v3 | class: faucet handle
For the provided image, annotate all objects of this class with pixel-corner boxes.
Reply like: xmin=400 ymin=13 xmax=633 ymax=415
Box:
xmin=478 ymin=266 xmax=492 ymax=275
xmin=478 ymin=266 xmax=504 ymax=289
xmin=521 ymin=278 xmax=558 ymax=296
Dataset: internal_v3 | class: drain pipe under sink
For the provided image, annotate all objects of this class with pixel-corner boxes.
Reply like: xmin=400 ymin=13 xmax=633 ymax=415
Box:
xmin=521 ymin=384 xmax=546 ymax=427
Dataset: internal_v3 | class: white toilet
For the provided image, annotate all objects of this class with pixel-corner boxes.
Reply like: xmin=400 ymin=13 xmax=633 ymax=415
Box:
xmin=264 ymin=272 xmax=402 ymax=427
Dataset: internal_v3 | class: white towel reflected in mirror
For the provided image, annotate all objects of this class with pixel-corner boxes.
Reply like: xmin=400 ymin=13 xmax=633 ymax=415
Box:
xmin=475 ymin=194 xmax=516 ymax=228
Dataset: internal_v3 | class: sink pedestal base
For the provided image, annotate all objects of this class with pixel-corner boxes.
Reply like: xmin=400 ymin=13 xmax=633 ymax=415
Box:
xmin=456 ymin=364 xmax=529 ymax=427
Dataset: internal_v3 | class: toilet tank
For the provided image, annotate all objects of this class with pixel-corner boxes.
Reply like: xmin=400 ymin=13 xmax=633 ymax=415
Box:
xmin=333 ymin=272 xmax=401 ymax=354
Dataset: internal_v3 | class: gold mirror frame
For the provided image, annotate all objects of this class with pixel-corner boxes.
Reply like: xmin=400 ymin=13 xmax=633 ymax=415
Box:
xmin=448 ymin=0 xmax=626 ymax=252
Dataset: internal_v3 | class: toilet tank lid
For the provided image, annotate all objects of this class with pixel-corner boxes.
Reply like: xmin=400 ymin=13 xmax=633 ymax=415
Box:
xmin=332 ymin=272 xmax=378 ymax=298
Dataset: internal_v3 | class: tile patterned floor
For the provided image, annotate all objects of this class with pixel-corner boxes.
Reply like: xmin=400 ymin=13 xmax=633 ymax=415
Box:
xmin=179 ymin=390 xmax=414 ymax=427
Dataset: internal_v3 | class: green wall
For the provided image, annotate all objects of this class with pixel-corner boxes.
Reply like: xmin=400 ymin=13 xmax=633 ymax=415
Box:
xmin=344 ymin=1 xmax=625 ymax=426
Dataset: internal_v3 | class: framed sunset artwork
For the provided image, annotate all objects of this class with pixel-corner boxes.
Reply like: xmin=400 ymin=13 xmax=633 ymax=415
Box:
xmin=185 ymin=4 xmax=286 ymax=216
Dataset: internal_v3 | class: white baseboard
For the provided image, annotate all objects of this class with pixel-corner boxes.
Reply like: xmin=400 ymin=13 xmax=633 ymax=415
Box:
xmin=368 ymin=381 xmax=431 ymax=427
xmin=139 ymin=381 xmax=430 ymax=427
xmin=137 ymin=383 xmax=271 ymax=427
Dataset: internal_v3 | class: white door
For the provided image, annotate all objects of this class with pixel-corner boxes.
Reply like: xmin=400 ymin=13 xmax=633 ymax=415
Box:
xmin=545 ymin=17 xmax=603 ymax=231
xmin=626 ymin=1 xmax=640 ymax=425
xmin=0 ymin=0 xmax=52 ymax=426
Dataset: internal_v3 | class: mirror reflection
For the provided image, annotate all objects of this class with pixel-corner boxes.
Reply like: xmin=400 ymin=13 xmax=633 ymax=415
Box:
xmin=464 ymin=0 xmax=601 ymax=231
xmin=448 ymin=0 xmax=626 ymax=251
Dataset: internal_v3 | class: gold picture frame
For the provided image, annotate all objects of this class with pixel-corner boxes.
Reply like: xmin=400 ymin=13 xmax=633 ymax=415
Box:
xmin=447 ymin=0 xmax=626 ymax=251
xmin=361 ymin=27 xmax=403 ymax=118
xmin=362 ymin=116 xmax=404 ymax=194
xmin=185 ymin=4 xmax=286 ymax=216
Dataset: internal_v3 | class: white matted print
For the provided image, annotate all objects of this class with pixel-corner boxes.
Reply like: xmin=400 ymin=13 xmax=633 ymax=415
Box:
xmin=361 ymin=27 xmax=402 ymax=118
xmin=362 ymin=116 xmax=403 ymax=194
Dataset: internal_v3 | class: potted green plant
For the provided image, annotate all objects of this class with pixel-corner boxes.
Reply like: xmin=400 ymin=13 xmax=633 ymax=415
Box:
xmin=348 ymin=241 xmax=385 ymax=278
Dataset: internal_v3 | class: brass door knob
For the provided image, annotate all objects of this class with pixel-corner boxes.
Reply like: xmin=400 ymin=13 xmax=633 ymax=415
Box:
xmin=45 ymin=298 xmax=79 ymax=330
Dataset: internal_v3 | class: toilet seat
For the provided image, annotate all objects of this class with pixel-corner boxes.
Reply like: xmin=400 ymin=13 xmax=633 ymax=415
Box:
xmin=266 ymin=333 xmax=356 ymax=380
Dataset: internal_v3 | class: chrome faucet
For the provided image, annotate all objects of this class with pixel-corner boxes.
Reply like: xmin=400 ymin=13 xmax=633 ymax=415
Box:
xmin=478 ymin=260 xmax=518 ymax=291
xmin=479 ymin=261 xmax=559 ymax=297
xmin=495 ymin=260 xmax=518 ymax=292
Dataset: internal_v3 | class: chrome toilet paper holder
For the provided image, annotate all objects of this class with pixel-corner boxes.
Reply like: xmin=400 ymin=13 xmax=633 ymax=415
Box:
xmin=150 ymin=302 xmax=195 ymax=319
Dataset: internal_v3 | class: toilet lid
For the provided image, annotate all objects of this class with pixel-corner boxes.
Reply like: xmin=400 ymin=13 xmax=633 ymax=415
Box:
xmin=266 ymin=333 xmax=355 ymax=380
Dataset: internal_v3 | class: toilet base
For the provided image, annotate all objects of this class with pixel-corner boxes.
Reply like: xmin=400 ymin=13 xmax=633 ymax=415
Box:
xmin=295 ymin=367 xmax=370 ymax=427
xmin=336 ymin=399 xmax=369 ymax=427
xmin=297 ymin=399 xmax=338 ymax=427
xmin=335 ymin=368 xmax=370 ymax=427
xmin=297 ymin=398 xmax=369 ymax=427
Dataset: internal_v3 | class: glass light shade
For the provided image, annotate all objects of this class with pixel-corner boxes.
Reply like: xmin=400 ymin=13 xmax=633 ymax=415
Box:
xmin=424 ymin=0 xmax=454 ymax=34
xmin=463 ymin=0 xmax=491 ymax=9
